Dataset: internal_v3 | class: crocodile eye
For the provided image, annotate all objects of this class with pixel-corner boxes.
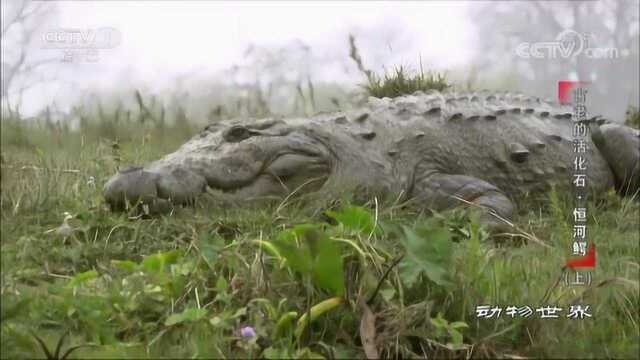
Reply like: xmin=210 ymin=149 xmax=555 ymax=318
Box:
xmin=224 ymin=126 xmax=253 ymax=142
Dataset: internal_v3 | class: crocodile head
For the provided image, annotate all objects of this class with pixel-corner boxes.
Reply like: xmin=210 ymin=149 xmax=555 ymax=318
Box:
xmin=103 ymin=118 xmax=342 ymax=213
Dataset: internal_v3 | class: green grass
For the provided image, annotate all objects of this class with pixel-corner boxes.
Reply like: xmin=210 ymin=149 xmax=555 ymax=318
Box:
xmin=1 ymin=112 xmax=638 ymax=359
xmin=362 ymin=65 xmax=450 ymax=98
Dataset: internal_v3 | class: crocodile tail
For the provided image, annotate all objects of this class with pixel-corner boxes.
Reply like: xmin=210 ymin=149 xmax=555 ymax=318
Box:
xmin=592 ymin=123 xmax=640 ymax=196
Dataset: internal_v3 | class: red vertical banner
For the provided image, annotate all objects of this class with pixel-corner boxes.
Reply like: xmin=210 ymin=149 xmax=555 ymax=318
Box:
xmin=558 ymin=80 xmax=589 ymax=104
xmin=565 ymin=242 xmax=596 ymax=269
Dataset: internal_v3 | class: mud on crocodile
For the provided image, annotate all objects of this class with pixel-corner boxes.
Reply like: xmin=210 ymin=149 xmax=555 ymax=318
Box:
xmin=104 ymin=90 xmax=640 ymax=224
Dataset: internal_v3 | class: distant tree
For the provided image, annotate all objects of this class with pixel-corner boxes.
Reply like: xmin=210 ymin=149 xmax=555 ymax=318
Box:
xmin=470 ymin=0 xmax=639 ymax=121
xmin=223 ymin=40 xmax=315 ymax=116
xmin=1 ymin=0 xmax=57 ymax=115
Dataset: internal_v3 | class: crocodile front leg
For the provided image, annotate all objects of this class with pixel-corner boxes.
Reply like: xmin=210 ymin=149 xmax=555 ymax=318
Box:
xmin=409 ymin=172 xmax=515 ymax=228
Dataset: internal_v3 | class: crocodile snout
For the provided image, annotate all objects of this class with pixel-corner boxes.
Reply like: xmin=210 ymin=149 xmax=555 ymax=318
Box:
xmin=103 ymin=165 xmax=207 ymax=214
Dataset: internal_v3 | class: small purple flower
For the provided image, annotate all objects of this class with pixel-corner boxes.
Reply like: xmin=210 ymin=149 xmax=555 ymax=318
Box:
xmin=240 ymin=326 xmax=256 ymax=338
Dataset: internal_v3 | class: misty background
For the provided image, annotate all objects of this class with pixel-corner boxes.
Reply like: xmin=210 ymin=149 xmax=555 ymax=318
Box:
xmin=1 ymin=0 xmax=638 ymax=126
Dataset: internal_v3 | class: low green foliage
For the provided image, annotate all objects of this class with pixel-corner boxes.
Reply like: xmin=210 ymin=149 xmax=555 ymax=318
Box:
xmin=430 ymin=312 xmax=469 ymax=350
xmin=1 ymin=113 xmax=638 ymax=359
xmin=399 ymin=220 xmax=454 ymax=288
xmin=271 ymin=224 xmax=345 ymax=296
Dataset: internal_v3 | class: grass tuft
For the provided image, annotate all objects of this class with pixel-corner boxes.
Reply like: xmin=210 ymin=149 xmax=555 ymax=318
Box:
xmin=363 ymin=65 xmax=451 ymax=98
xmin=348 ymin=33 xmax=450 ymax=98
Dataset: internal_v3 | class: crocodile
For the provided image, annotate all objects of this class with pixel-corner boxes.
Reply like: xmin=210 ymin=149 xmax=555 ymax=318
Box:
xmin=103 ymin=90 xmax=640 ymax=224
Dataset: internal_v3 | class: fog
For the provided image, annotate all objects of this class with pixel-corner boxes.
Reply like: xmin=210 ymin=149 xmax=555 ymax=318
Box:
xmin=1 ymin=0 xmax=638 ymax=121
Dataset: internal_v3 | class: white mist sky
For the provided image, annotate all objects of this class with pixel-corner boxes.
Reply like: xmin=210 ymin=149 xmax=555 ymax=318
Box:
xmin=21 ymin=1 xmax=476 ymax=115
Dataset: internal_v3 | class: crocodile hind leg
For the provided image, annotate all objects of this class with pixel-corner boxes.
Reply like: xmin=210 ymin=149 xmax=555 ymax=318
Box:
xmin=410 ymin=172 xmax=515 ymax=228
xmin=591 ymin=124 xmax=640 ymax=196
